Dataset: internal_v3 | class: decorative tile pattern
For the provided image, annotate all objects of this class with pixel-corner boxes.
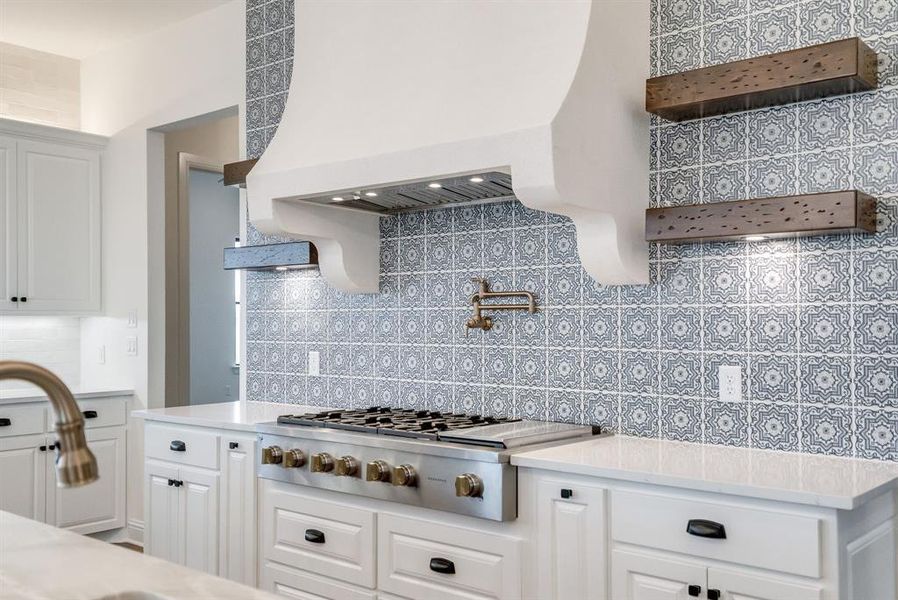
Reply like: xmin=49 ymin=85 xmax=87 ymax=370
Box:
xmin=245 ymin=0 xmax=898 ymax=460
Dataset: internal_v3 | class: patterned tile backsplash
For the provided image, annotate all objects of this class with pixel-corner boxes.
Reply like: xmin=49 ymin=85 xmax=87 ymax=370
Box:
xmin=245 ymin=0 xmax=898 ymax=460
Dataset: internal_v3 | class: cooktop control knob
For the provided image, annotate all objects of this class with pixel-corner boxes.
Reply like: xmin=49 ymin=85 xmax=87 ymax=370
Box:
xmin=310 ymin=452 xmax=334 ymax=473
xmin=261 ymin=446 xmax=283 ymax=465
xmin=335 ymin=455 xmax=360 ymax=476
xmin=365 ymin=460 xmax=390 ymax=482
xmin=455 ymin=473 xmax=483 ymax=497
xmin=284 ymin=449 xmax=306 ymax=468
xmin=391 ymin=464 xmax=417 ymax=487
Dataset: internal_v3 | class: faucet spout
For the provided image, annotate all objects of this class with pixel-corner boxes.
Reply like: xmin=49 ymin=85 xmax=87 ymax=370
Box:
xmin=0 ymin=361 xmax=98 ymax=487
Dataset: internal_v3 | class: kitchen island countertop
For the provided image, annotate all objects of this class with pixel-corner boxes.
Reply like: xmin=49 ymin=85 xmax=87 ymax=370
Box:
xmin=132 ymin=400 xmax=332 ymax=432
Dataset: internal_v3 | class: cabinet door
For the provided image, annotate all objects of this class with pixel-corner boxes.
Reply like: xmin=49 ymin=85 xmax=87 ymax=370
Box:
xmin=534 ymin=477 xmax=607 ymax=600
xmin=707 ymin=568 xmax=823 ymax=600
xmin=49 ymin=427 xmax=126 ymax=534
xmin=612 ymin=549 xmax=707 ymax=600
xmin=220 ymin=433 xmax=257 ymax=585
xmin=0 ymin=136 xmax=16 ymax=311
xmin=16 ymin=140 xmax=100 ymax=312
xmin=179 ymin=465 xmax=220 ymax=575
xmin=0 ymin=434 xmax=46 ymax=520
xmin=145 ymin=460 xmax=180 ymax=562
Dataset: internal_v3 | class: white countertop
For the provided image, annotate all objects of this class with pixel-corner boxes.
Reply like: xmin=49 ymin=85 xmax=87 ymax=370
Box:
xmin=132 ymin=401 xmax=328 ymax=432
xmin=0 ymin=387 xmax=134 ymax=405
xmin=511 ymin=435 xmax=898 ymax=509
xmin=0 ymin=511 xmax=280 ymax=600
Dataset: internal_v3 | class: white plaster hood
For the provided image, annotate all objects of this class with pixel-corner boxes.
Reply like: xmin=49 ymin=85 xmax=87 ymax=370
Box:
xmin=247 ymin=0 xmax=650 ymax=293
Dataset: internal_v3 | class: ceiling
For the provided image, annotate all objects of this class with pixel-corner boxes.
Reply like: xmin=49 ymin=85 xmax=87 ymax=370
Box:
xmin=0 ymin=0 xmax=233 ymax=60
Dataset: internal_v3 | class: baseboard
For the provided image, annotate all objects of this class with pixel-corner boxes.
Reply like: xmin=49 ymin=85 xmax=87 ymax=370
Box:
xmin=127 ymin=518 xmax=144 ymax=546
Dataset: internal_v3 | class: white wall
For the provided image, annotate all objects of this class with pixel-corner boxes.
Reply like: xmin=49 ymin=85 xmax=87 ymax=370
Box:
xmin=0 ymin=316 xmax=80 ymax=394
xmin=0 ymin=42 xmax=80 ymax=129
xmin=78 ymin=0 xmax=245 ymax=540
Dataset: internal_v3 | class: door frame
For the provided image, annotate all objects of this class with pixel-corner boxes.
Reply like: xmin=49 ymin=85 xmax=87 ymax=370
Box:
xmin=169 ymin=153 xmax=224 ymax=408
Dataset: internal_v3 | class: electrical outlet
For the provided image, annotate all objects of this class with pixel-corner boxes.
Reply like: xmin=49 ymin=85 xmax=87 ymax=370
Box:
xmin=719 ymin=365 xmax=742 ymax=403
xmin=127 ymin=310 xmax=138 ymax=328
xmin=225 ymin=385 xmax=232 ymax=398
xmin=125 ymin=336 xmax=138 ymax=357
xmin=308 ymin=350 xmax=320 ymax=376
xmin=97 ymin=345 xmax=106 ymax=365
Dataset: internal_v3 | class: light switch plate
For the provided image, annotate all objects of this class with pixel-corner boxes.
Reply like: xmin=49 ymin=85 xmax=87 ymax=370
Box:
xmin=719 ymin=365 xmax=742 ymax=403
xmin=308 ymin=350 xmax=320 ymax=376
xmin=127 ymin=310 xmax=138 ymax=328
xmin=125 ymin=336 xmax=138 ymax=357
xmin=97 ymin=345 xmax=106 ymax=365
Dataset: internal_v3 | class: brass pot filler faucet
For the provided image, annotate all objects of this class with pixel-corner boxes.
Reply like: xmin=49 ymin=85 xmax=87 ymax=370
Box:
xmin=465 ymin=277 xmax=537 ymax=335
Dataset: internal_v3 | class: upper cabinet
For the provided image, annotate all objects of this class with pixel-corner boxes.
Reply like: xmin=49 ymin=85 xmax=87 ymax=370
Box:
xmin=0 ymin=120 xmax=105 ymax=315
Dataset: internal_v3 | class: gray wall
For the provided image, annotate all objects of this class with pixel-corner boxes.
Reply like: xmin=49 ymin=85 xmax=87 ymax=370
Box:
xmin=244 ymin=0 xmax=898 ymax=461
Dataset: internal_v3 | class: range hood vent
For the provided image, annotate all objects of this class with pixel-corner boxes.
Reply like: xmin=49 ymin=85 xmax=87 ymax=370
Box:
xmin=247 ymin=0 xmax=650 ymax=293
xmin=223 ymin=242 xmax=317 ymax=271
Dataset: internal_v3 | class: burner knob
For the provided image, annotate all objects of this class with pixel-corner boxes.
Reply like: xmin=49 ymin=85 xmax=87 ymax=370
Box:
xmin=335 ymin=455 xmax=360 ymax=476
xmin=310 ymin=452 xmax=335 ymax=473
xmin=261 ymin=446 xmax=283 ymax=465
xmin=284 ymin=449 xmax=306 ymax=468
xmin=391 ymin=464 xmax=417 ymax=487
xmin=455 ymin=473 xmax=483 ymax=497
xmin=366 ymin=460 xmax=391 ymax=482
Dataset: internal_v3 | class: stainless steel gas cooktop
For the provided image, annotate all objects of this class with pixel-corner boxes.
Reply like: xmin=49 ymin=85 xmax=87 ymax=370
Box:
xmin=256 ymin=406 xmax=602 ymax=521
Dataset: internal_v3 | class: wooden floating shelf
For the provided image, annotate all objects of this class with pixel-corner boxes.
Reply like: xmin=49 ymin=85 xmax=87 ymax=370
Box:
xmin=646 ymin=38 xmax=878 ymax=122
xmin=223 ymin=241 xmax=318 ymax=271
xmin=223 ymin=158 xmax=259 ymax=187
xmin=645 ymin=191 xmax=876 ymax=244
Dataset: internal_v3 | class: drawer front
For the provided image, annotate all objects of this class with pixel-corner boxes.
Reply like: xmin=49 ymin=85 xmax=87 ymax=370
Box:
xmin=378 ymin=513 xmax=522 ymax=600
xmin=611 ymin=490 xmax=821 ymax=578
xmin=262 ymin=561 xmax=376 ymax=600
xmin=261 ymin=482 xmax=376 ymax=588
xmin=0 ymin=404 xmax=46 ymax=438
xmin=75 ymin=398 xmax=127 ymax=429
xmin=144 ymin=423 xmax=219 ymax=469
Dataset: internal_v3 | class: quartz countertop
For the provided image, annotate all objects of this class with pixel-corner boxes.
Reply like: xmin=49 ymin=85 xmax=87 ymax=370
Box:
xmin=0 ymin=387 xmax=133 ymax=405
xmin=0 ymin=511 xmax=280 ymax=600
xmin=511 ymin=435 xmax=898 ymax=509
xmin=132 ymin=401 xmax=329 ymax=432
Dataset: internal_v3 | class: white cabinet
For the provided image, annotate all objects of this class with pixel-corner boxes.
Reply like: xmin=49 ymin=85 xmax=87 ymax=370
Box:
xmin=220 ymin=433 xmax=258 ymax=585
xmin=707 ymin=568 xmax=823 ymax=600
xmin=0 ymin=396 xmax=127 ymax=535
xmin=0 ymin=119 xmax=104 ymax=315
xmin=143 ymin=421 xmax=253 ymax=583
xmin=612 ymin=549 xmax=706 ymax=600
xmin=532 ymin=476 xmax=607 ymax=600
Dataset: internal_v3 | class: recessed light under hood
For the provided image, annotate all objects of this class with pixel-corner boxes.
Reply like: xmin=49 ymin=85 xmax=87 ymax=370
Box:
xmin=247 ymin=0 xmax=650 ymax=293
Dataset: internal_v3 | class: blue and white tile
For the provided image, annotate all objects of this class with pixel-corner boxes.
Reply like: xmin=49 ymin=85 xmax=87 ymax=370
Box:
xmin=584 ymin=392 xmax=618 ymax=428
xmin=703 ymin=114 xmax=746 ymax=164
xmin=800 ymin=305 xmax=851 ymax=354
xmin=801 ymin=404 xmax=853 ymax=456
xmin=704 ymin=18 xmax=749 ymax=65
xmin=855 ymin=305 xmax=898 ymax=354
xmin=752 ymin=355 xmax=798 ymax=401
xmin=749 ymin=6 xmax=798 ymax=55
xmin=705 ymin=399 xmax=749 ymax=446
xmin=659 ymin=353 xmax=704 ymax=397
xmin=621 ymin=395 xmax=659 ymax=437
xmin=752 ymin=402 xmax=799 ymax=451
xmin=857 ymin=357 xmax=898 ymax=408
xmin=621 ymin=352 xmax=657 ymax=393
xmin=661 ymin=307 xmax=701 ymax=348
xmin=703 ymin=257 xmax=746 ymax=304
xmin=797 ymin=150 xmax=851 ymax=194
xmin=750 ymin=306 xmax=797 ymax=353
xmin=797 ymin=0 xmax=852 ymax=45
xmin=801 ymin=356 xmax=851 ymax=404
xmin=547 ymin=390 xmax=581 ymax=424
xmin=855 ymin=249 xmax=898 ymax=302
xmin=660 ymin=398 xmax=703 ymax=442
xmin=704 ymin=306 xmax=747 ymax=351
xmin=855 ymin=408 xmax=898 ymax=461
xmin=659 ymin=30 xmax=702 ymax=75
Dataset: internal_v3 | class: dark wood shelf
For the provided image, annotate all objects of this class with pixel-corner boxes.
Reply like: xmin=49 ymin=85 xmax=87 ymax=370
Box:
xmin=646 ymin=38 xmax=878 ymax=122
xmin=223 ymin=158 xmax=259 ymax=187
xmin=645 ymin=191 xmax=876 ymax=243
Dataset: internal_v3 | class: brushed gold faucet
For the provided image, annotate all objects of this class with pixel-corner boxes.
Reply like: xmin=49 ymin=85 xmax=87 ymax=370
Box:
xmin=0 ymin=361 xmax=98 ymax=487
xmin=465 ymin=277 xmax=537 ymax=335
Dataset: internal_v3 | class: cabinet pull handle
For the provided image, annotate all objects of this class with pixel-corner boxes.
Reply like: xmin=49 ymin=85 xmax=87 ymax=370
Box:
xmin=429 ymin=557 xmax=456 ymax=575
xmin=39 ymin=445 xmax=47 ymax=452
xmin=560 ymin=488 xmax=573 ymax=499
xmin=19 ymin=297 xmax=26 ymax=303
xmin=687 ymin=519 xmax=726 ymax=539
xmin=167 ymin=479 xmax=174 ymax=486
xmin=10 ymin=297 xmax=17 ymax=302
xmin=48 ymin=442 xmax=57 ymax=451
xmin=687 ymin=584 xmax=701 ymax=597
xmin=82 ymin=410 xmax=98 ymax=419
xmin=173 ymin=480 xmax=183 ymax=487
xmin=0 ymin=418 xmax=10 ymax=427
xmin=304 ymin=529 xmax=325 ymax=544
xmin=170 ymin=440 xmax=186 ymax=452
xmin=229 ymin=441 xmax=239 ymax=449
xmin=708 ymin=589 xmax=720 ymax=600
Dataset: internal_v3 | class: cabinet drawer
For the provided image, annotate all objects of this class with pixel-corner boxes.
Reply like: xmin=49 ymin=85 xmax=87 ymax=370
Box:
xmin=145 ymin=423 xmax=219 ymax=469
xmin=0 ymin=404 xmax=45 ymax=437
xmin=262 ymin=561 xmax=376 ymax=600
xmin=611 ymin=490 xmax=821 ymax=578
xmin=261 ymin=483 xmax=376 ymax=588
xmin=378 ymin=513 xmax=522 ymax=600
xmin=75 ymin=398 xmax=126 ymax=429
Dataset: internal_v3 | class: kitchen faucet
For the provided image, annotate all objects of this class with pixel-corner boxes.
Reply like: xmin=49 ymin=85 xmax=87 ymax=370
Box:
xmin=0 ymin=361 xmax=98 ymax=487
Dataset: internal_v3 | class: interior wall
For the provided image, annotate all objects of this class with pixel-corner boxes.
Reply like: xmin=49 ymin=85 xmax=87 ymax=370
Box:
xmin=77 ymin=0 xmax=245 ymax=540
xmin=163 ymin=115 xmax=239 ymax=408
xmin=0 ymin=316 xmax=80 ymax=394
xmin=0 ymin=42 xmax=79 ymax=129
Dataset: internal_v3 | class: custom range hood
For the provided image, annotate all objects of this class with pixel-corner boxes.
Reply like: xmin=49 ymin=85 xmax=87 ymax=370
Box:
xmin=247 ymin=0 xmax=650 ymax=293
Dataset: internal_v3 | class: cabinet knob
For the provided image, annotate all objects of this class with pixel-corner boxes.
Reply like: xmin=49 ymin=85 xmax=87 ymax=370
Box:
xmin=708 ymin=589 xmax=720 ymax=600
xmin=19 ymin=297 xmax=26 ymax=303
xmin=229 ymin=441 xmax=239 ymax=449
xmin=560 ymin=488 xmax=573 ymax=499
xmin=687 ymin=584 xmax=701 ymax=597
xmin=10 ymin=297 xmax=17 ymax=302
